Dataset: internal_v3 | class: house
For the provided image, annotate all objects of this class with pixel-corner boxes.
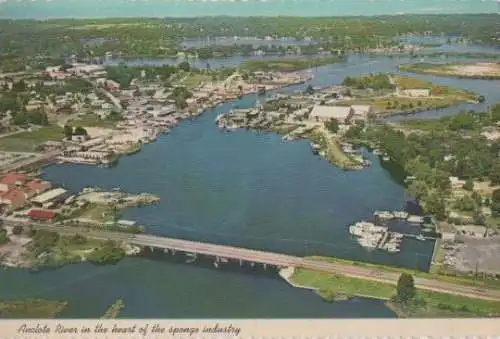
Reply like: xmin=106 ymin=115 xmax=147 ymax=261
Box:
xmin=26 ymin=179 xmax=52 ymax=196
xmin=449 ymin=176 xmax=466 ymax=188
xmin=71 ymin=135 xmax=88 ymax=143
xmin=0 ymin=189 xmax=28 ymax=210
xmin=308 ymin=105 xmax=354 ymax=124
xmin=400 ymin=89 xmax=430 ymax=97
xmin=48 ymin=72 xmax=69 ymax=80
xmin=0 ymin=172 xmax=27 ymax=192
xmin=27 ymin=209 xmax=57 ymax=222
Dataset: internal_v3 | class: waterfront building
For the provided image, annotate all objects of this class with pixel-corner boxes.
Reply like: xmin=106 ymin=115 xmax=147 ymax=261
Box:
xmin=308 ymin=105 xmax=354 ymax=124
xmin=31 ymin=188 xmax=69 ymax=208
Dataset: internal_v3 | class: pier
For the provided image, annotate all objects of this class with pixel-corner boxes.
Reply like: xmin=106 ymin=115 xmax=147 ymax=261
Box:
xmin=376 ymin=231 xmax=390 ymax=248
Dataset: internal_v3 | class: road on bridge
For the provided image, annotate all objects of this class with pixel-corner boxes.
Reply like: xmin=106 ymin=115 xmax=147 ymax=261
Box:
xmin=21 ymin=223 xmax=500 ymax=302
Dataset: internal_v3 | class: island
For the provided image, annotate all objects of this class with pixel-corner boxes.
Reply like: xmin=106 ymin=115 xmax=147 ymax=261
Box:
xmin=399 ymin=62 xmax=500 ymax=80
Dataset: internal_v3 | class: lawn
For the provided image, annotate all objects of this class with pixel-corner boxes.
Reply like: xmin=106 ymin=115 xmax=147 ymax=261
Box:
xmin=70 ymin=203 xmax=115 ymax=223
xmin=68 ymin=114 xmax=120 ymax=128
xmin=0 ymin=125 xmax=63 ymax=152
xmin=307 ymin=255 xmax=500 ymax=289
xmin=0 ymin=299 xmax=67 ymax=318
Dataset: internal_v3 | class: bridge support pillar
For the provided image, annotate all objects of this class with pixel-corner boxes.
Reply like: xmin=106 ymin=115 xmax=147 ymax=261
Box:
xmin=163 ymin=249 xmax=169 ymax=254
xmin=149 ymin=246 xmax=154 ymax=252
xmin=171 ymin=249 xmax=176 ymax=255
xmin=263 ymin=263 xmax=267 ymax=270
xmin=215 ymin=256 xmax=220 ymax=262
xmin=250 ymin=262 xmax=255 ymax=268
xmin=239 ymin=259 xmax=243 ymax=267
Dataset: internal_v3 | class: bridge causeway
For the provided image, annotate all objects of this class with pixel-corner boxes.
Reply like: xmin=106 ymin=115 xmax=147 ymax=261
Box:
xmin=22 ymin=223 xmax=500 ymax=302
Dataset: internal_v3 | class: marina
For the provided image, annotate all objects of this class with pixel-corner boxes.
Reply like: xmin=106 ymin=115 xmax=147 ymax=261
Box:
xmin=349 ymin=210 xmax=440 ymax=253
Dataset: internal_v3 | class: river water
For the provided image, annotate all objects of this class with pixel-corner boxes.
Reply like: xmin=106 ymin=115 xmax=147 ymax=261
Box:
xmin=1 ymin=53 xmax=499 ymax=318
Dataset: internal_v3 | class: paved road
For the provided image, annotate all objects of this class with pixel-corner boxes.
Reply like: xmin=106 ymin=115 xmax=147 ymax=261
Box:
xmin=21 ymin=223 xmax=500 ymax=302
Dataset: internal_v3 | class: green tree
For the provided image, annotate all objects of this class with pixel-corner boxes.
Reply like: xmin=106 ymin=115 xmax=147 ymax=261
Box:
xmin=0 ymin=228 xmax=9 ymax=245
xmin=489 ymin=162 xmax=500 ymax=185
xmin=63 ymin=125 xmax=73 ymax=138
xmin=492 ymin=189 xmax=500 ymax=204
xmin=324 ymin=118 xmax=340 ymax=134
xmin=396 ymin=273 xmax=416 ymax=303
xmin=462 ymin=179 xmax=474 ymax=191
xmin=12 ymin=226 xmax=23 ymax=235
xmin=178 ymin=61 xmax=190 ymax=73
xmin=73 ymin=126 xmax=88 ymax=136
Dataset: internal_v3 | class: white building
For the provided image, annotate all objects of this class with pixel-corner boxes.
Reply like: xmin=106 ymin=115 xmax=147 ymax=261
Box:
xmin=31 ymin=188 xmax=68 ymax=207
xmin=308 ymin=105 xmax=354 ymax=124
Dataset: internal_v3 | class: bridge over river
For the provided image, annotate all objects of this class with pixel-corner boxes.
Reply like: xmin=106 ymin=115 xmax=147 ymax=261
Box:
xmin=18 ymin=223 xmax=500 ymax=302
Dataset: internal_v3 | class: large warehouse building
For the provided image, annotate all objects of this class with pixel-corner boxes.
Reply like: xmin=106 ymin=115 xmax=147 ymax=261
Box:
xmin=31 ymin=188 xmax=69 ymax=208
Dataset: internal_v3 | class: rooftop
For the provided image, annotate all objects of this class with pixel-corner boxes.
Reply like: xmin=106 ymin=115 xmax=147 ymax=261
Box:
xmin=31 ymin=188 xmax=68 ymax=204
xmin=309 ymin=105 xmax=352 ymax=120
xmin=1 ymin=172 xmax=27 ymax=186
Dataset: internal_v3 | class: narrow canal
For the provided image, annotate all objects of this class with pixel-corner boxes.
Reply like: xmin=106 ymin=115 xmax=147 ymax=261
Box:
xmin=1 ymin=52 xmax=499 ymax=318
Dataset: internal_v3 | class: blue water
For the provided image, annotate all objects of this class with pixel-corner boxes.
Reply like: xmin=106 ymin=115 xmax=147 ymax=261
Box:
xmin=2 ymin=52 xmax=499 ymax=318
xmin=0 ymin=0 xmax=498 ymax=19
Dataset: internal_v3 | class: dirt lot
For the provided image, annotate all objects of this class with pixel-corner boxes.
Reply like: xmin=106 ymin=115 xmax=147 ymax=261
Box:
xmin=453 ymin=237 xmax=500 ymax=274
xmin=448 ymin=63 xmax=500 ymax=77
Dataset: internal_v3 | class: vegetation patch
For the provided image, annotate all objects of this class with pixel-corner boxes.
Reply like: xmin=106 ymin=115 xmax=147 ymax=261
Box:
xmin=290 ymin=269 xmax=500 ymax=317
xmin=240 ymin=56 xmax=343 ymax=72
xmin=0 ymin=299 xmax=67 ymax=318
xmin=101 ymin=299 xmax=125 ymax=319
xmin=0 ymin=125 xmax=63 ymax=152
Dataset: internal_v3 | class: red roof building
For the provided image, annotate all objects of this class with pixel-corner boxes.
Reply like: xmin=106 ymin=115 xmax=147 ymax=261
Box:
xmin=0 ymin=189 xmax=28 ymax=210
xmin=26 ymin=179 xmax=52 ymax=196
xmin=27 ymin=209 xmax=57 ymax=221
xmin=0 ymin=172 xmax=27 ymax=192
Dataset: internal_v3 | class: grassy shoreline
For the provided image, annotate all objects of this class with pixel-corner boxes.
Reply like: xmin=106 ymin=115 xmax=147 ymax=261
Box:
xmin=240 ymin=56 xmax=344 ymax=72
xmin=101 ymin=299 xmax=125 ymax=319
xmin=289 ymin=267 xmax=500 ymax=317
xmin=0 ymin=299 xmax=67 ymax=318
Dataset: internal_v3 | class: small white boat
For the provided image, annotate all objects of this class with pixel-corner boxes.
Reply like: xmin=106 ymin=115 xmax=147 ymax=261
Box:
xmin=416 ymin=234 xmax=426 ymax=241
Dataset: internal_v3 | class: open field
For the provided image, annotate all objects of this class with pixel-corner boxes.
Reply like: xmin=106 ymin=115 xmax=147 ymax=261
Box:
xmin=68 ymin=114 xmax=120 ymax=128
xmin=399 ymin=62 xmax=500 ymax=80
xmin=180 ymin=73 xmax=212 ymax=89
xmin=290 ymin=267 xmax=500 ymax=317
xmin=0 ymin=126 xmax=63 ymax=152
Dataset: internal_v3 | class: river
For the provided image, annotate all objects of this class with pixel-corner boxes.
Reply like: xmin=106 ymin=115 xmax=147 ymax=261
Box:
xmin=1 ymin=52 xmax=499 ymax=318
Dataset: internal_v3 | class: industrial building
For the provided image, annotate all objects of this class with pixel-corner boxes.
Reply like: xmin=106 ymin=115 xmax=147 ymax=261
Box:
xmin=31 ymin=188 xmax=69 ymax=208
